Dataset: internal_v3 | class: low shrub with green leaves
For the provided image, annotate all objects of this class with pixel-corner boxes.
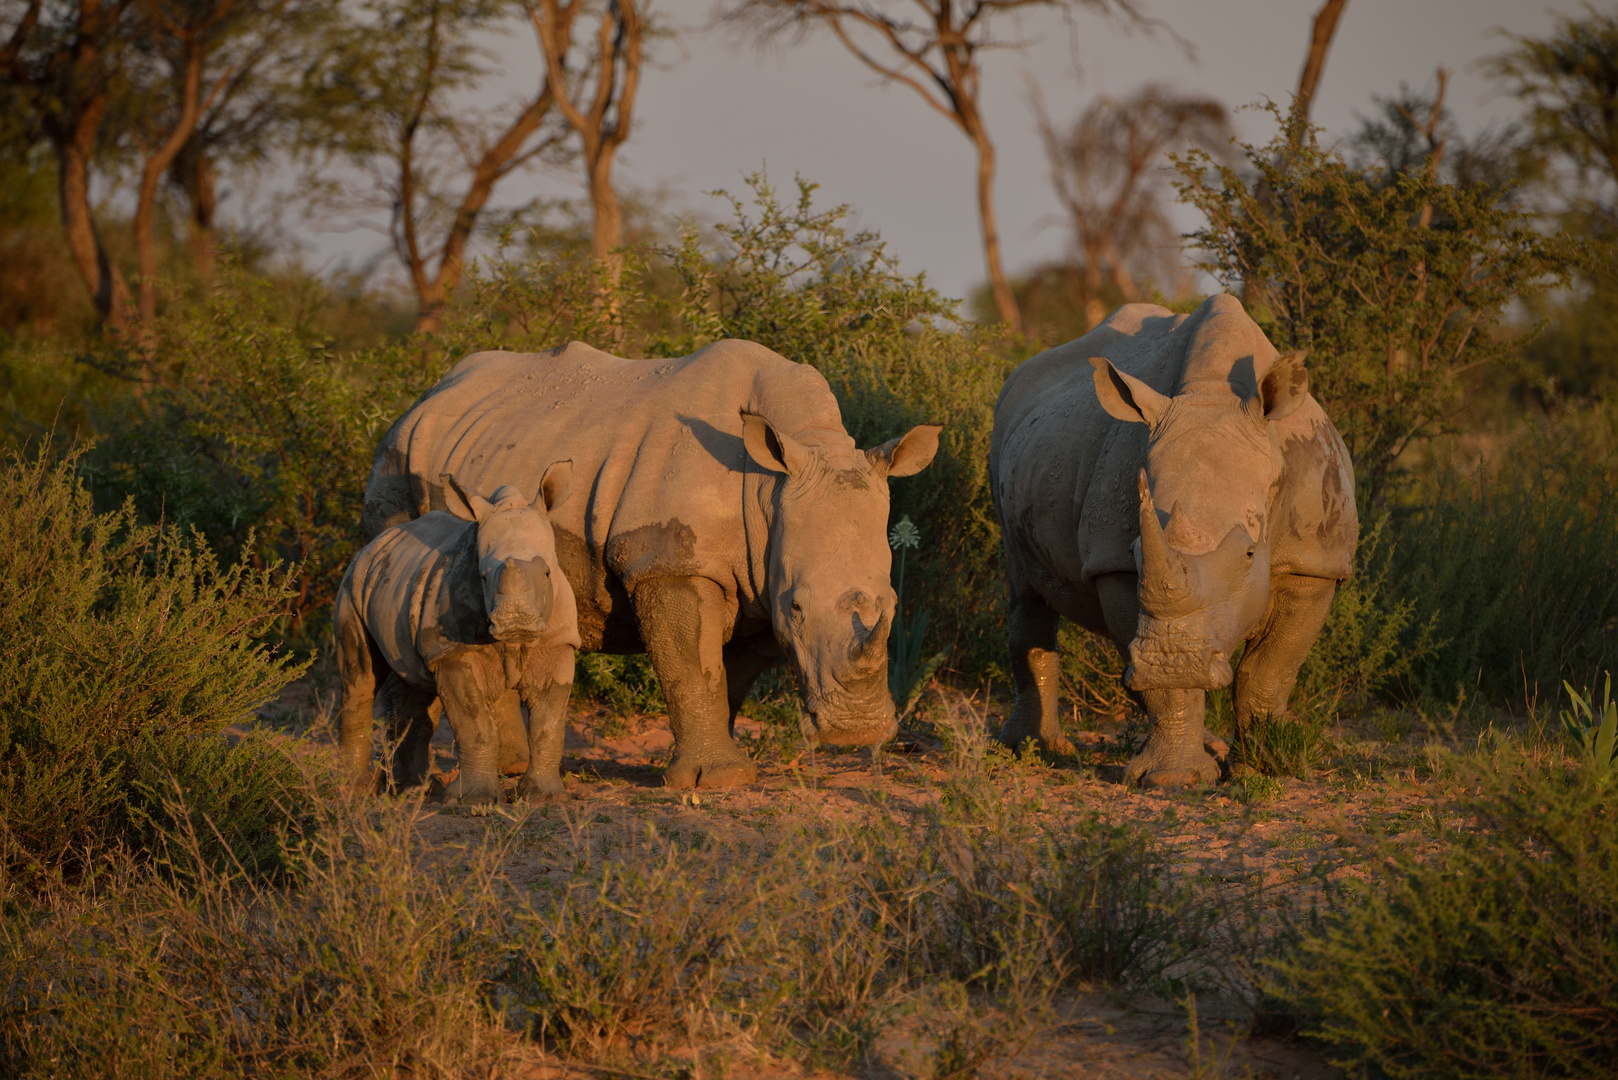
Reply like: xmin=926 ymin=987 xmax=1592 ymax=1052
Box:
xmin=1383 ymin=403 xmax=1618 ymax=708
xmin=0 ymin=446 xmax=310 ymax=895
xmin=1270 ymin=755 xmax=1618 ymax=1078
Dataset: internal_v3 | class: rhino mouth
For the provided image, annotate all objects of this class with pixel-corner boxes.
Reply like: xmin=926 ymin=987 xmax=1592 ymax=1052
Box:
xmin=798 ymin=682 xmax=897 ymax=746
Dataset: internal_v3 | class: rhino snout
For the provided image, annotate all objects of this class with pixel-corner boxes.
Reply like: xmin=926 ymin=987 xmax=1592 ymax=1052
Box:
xmin=487 ymin=556 xmax=555 ymax=640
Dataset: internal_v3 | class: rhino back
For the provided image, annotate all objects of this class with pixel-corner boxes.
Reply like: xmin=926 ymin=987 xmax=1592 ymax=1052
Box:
xmin=991 ymin=305 xmax=1190 ymax=607
xmin=365 ymin=338 xmax=850 ymax=650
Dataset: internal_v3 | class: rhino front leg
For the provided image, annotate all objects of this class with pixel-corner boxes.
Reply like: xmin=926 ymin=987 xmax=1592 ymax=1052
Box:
xmin=999 ymin=586 xmax=1074 ymax=755
xmin=1234 ymin=574 xmax=1337 ymax=739
xmin=1122 ymin=688 xmax=1220 ymax=788
xmin=435 ymin=658 xmax=504 ymax=807
xmin=492 ymin=688 xmax=531 ymax=777
xmin=517 ymin=647 xmax=576 ymax=802
xmin=636 ymin=576 xmax=760 ymax=790
xmin=723 ymin=635 xmax=780 ymax=735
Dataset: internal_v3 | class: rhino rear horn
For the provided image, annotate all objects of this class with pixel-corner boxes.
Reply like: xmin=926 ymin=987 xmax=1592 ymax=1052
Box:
xmin=851 ymin=609 xmax=891 ymax=666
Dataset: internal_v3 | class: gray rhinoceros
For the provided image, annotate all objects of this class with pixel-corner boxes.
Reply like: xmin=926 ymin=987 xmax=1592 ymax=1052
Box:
xmin=362 ymin=339 xmax=941 ymax=789
xmin=990 ymin=295 xmax=1357 ymax=787
xmin=336 ymin=465 xmax=579 ymax=804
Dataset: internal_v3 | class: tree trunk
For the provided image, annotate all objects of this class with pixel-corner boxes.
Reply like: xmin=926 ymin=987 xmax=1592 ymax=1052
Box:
xmin=410 ymin=87 xmax=558 ymax=335
xmin=135 ymin=37 xmax=208 ymax=325
xmin=1295 ymin=0 xmax=1348 ymax=124
xmin=56 ymin=99 xmax=132 ymax=331
xmin=973 ymin=129 xmax=1021 ymax=333
xmin=173 ymin=150 xmax=219 ymax=285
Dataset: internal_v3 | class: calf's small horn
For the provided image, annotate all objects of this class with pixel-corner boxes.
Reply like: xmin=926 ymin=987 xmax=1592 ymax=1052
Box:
xmin=852 ymin=610 xmax=891 ymax=665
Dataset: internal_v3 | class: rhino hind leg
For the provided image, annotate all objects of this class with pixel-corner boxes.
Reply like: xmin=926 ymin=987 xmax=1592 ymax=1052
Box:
xmin=335 ymin=596 xmax=387 ymax=792
xmin=723 ymin=636 xmax=781 ymax=736
xmin=1234 ymin=574 xmax=1338 ymax=739
xmin=637 ymin=576 xmax=760 ymax=790
xmin=377 ymin=675 xmax=438 ymax=792
xmin=999 ymin=587 xmax=1074 ymax=756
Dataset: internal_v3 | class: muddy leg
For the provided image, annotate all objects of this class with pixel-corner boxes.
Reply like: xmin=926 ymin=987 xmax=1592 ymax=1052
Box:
xmin=379 ymin=675 xmax=438 ymax=792
xmin=1235 ymin=574 xmax=1337 ymax=739
xmin=435 ymin=657 xmax=503 ymax=807
xmin=334 ymin=596 xmax=384 ymax=792
xmin=1095 ymin=573 xmax=1219 ymax=789
xmin=999 ymin=585 xmax=1072 ymax=754
xmin=492 ymin=688 xmax=531 ymax=776
xmin=517 ymin=646 xmax=575 ymax=802
xmin=637 ymin=576 xmax=759 ymax=790
xmin=1123 ymin=688 xmax=1219 ymax=788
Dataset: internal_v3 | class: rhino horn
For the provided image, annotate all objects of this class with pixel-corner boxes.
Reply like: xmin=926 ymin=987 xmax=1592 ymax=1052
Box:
xmin=851 ymin=609 xmax=891 ymax=667
xmin=1137 ymin=470 xmax=1191 ymax=610
xmin=497 ymin=557 xmax=526 ymax=596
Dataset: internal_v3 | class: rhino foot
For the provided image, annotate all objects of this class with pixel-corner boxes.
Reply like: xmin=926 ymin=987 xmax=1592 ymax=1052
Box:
xmin=516 ymin=772 xmax=566 ymax=802
xmin=664 ymin=752 xmax=760 ymax=790
xmin=441 ymin=773 xmax=502 ymax=808
xmin=1123 ymin=747 xmax=1220 ymax=789
xmin=995 ymin=722 xmax=1075 ymax=759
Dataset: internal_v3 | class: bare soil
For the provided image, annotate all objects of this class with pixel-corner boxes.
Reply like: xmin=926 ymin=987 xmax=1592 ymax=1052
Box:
xmin=264 ymin=676 xmax=1463 ymax=1079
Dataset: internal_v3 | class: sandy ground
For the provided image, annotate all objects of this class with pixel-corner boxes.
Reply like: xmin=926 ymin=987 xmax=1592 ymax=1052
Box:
xmin=263 ymin=675 xmax=1463 ymax=1079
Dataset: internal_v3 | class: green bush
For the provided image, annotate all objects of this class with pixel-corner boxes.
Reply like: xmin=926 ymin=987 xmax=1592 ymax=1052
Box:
xmin=1270 ymin=756 xmax=1618 ymax=1078
xmin=1383 ymin=404 xmax=1618 ymax=707
xmin=0 ymin=445 xmax=309 ymax=894
xmin=81 ymin=267 xmax=438 ymax=638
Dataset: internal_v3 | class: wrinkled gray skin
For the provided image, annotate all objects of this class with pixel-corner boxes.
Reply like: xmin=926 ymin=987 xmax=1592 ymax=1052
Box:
xmin=362 ymin=339 xmax=941 ymax=789
xmin=990 ymin=295 xmax=1357 ymax=788
xmin=336 ymin=465 xmax=580 ymax=805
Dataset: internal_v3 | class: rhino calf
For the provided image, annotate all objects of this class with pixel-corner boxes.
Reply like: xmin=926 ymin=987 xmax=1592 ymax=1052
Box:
xmin=991 ymin=295 xmax=1357 ymax=787
xmin=334 ymin=464 xmax=580 ymax=804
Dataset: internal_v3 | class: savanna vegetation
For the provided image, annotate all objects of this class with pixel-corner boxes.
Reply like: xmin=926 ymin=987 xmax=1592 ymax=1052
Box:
xmin=2 ymin=1 xmax=1617 ymax=1077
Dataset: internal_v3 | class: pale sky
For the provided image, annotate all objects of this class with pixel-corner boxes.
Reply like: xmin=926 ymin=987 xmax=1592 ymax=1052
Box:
xmin=292 ymin=0 xmax=1594 ymax=305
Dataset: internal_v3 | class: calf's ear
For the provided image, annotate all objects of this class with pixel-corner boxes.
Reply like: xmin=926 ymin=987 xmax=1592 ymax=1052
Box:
xmin=742 ymin=412 xmax=814 ymax=476
xmin=536 ymin=460 xmax=573 ymax=512
xmin=440 ymin=473 xmax=495 ymax=523
xmin=1091 ymin=357 xmax=1171 ymax=427
xmin=867 ymin=423 xmax=943 ymax=478
xmin=1259 ymin=350 xmax=1309 ymax=421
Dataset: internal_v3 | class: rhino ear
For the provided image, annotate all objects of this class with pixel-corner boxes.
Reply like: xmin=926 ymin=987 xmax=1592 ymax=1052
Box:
xmin=1259 ymin=350 xmax=1309 ymax=421
xmin=440 ymin=473 xmax=495 ymax=523
xmin=867 ymin=424 xmax=943 ymax=478
xmin=536 ymin=460 xmax=573 ymax=512
xmin=741 ymin=412 xmax=813 ymax=476
xmin=1091 ymin=357 xmax=1170 ymax=427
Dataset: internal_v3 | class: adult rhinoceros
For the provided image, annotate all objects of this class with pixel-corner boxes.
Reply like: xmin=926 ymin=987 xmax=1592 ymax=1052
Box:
xmin=990 ymin=295 xmax=1357 ymax=788
xmin=363 ymin=339 xmax=941 ymax=789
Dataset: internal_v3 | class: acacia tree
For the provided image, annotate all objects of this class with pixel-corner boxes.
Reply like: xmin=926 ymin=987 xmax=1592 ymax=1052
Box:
xmin=1035 ymin=82 xmax=1229 ymax=329
xmin=1490 ymin=8 xmax=1618 ymax=233
xmin=1175 ymin=102 xmax=1576 ymax=503
xmin=724 ymin=0 xmax=1144 ymax=335
xmin=527 ymin=0 xmax=643 ymax=283
xmin=300 ymin=0 xmax=572 ymax=334
xmin=2 ymin=0 xmax=139 ymax=330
